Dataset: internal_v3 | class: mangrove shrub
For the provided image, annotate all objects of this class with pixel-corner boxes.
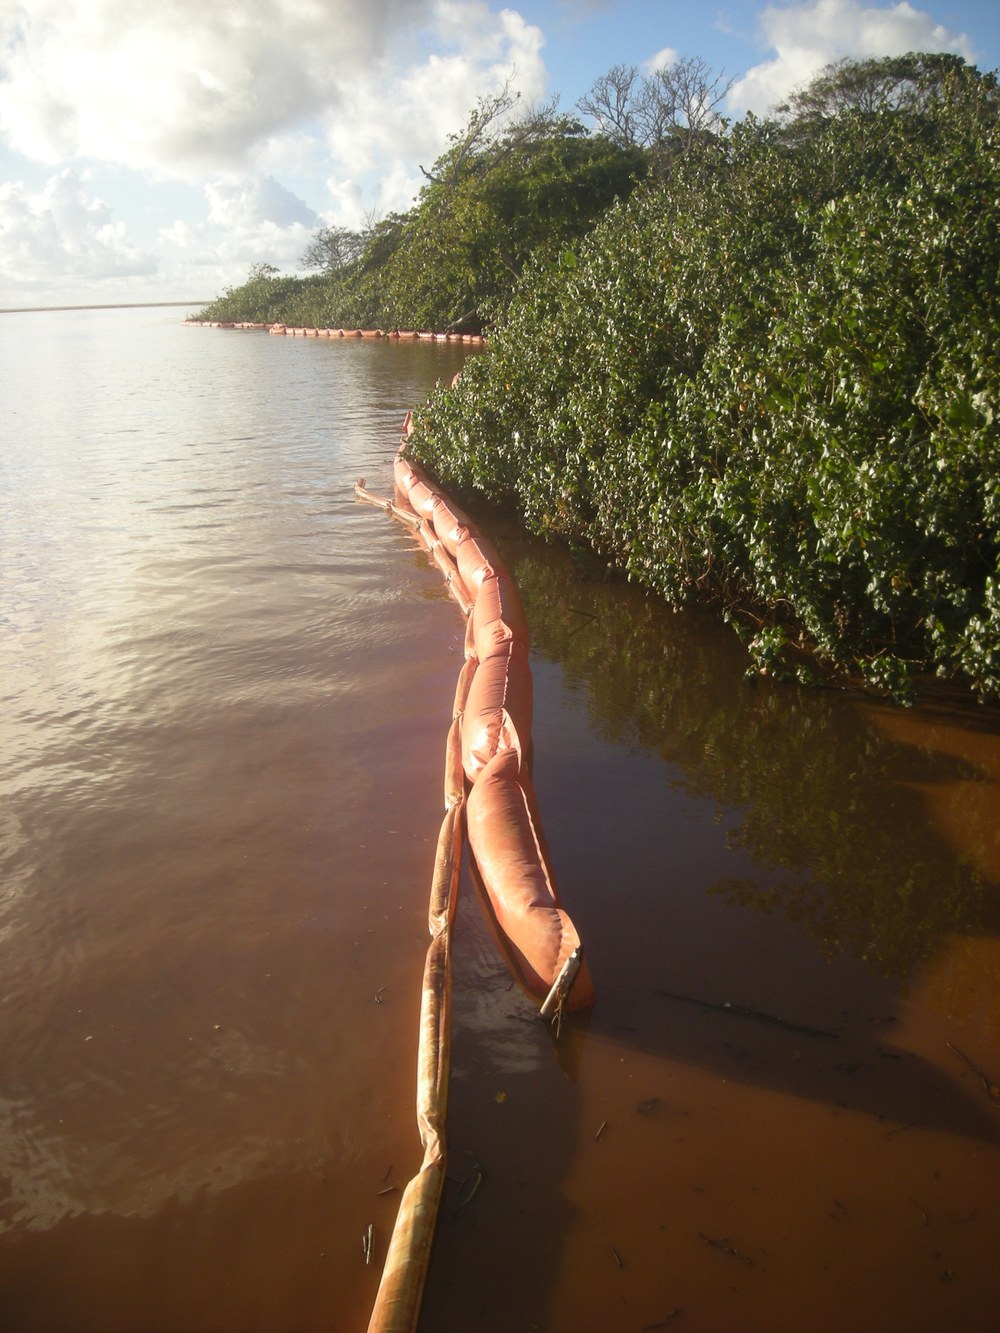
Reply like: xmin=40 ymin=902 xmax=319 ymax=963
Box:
xmin=410 ymin=60 xmax=1000 ymax=701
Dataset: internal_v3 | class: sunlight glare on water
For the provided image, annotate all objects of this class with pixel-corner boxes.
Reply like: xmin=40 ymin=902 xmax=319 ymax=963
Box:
xmin=1 ymin=310 xmax=470 ymax=1330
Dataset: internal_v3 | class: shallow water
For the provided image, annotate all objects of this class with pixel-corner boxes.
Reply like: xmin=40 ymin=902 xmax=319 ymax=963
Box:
xmin=1 ymin=311 xmax=998 ymax=1331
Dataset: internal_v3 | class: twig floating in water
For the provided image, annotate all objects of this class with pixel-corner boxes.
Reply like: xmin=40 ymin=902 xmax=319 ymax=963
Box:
xmin=656 ymin=990 xmax=838 ymax=1039
xmin=451 ymin=1153 xmax=484 ymax=1219
xmin=643 ymin=1310 xmax=684 ymax=1330
xmin=363 ymin=1222 xmax=374 ymax=1265
xmin=353 ymin=479 xmax=422 ymax=530
xmin=885 ymin=1121 xmax=916 ymax=1138
xmin=947 ymin=1042 xmax=1000 ymax=1108
xmin=594 ymin=1120 xmax=608 ymax=1142
xmin=540 ymin=947 xmax=583 ymax=1036
xmin=698 ymin=1233 xmax=754 ymax=1266
xmin=567 ymin=607 xmax=598 ymax=639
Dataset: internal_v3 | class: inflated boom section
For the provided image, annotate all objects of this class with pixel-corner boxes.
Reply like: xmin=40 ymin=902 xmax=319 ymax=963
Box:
xmin=358 ymin=441 xmax=592 ymax=1333
xmin=466 ymin=749 xmax=584 ymax=994
xmin=392 ymin=448 xmax=594 ymax=1012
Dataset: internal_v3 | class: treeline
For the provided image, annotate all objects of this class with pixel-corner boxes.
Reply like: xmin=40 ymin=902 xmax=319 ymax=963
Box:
xmin=408 ymin=53 xmax=1000 ymax=703
xmin=196 ymin=57 xmax=742 ymax=331
xmin=196 ymin=86 xmax=651 ymax=331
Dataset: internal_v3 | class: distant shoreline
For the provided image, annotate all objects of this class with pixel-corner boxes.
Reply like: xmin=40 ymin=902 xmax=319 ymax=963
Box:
xmin=0 ymin=301 xmax=210 ymax=315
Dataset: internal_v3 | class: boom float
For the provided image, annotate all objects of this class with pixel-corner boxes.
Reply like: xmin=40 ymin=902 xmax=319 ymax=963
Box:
xmin=356 ymin=427 xmax=593 ymax=1333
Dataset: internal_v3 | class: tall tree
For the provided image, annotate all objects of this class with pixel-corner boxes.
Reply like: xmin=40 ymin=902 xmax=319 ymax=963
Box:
xmin=578 ymin=55 xmax=734 ymax=161
xmin=776 ymin=51 xmax=986 ymax=128
xmin=377 ymin=94 xmax=647 ymax=330
xmin=299 ymin=225 xmax=366 ymax=274
xmin=576 ymin=64 xmax=645 ymax=146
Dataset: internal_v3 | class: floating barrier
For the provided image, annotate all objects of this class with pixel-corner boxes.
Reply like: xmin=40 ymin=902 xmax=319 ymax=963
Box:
xmin=355 ymin=426 xmax=593 ymax=1333
xmin=372 ymin=441 xmax=594 ymax=1010
xmin=183 ymin=321 xmax=486 ymax=343
xmin=181 ymin=320 xmax=265 ymax=329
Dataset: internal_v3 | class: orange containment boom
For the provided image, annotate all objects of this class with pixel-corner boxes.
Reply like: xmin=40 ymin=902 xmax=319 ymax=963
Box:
xmin=355 ymin=437 xmax=593 ymax=1333
xmin=360 ymin=447 xmax=594 ymax=1013
xmin=395 ymin=448 xmax=593 ymax=1012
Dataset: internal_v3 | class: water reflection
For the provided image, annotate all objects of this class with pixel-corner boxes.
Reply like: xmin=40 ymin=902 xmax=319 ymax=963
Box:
xmin=0 ymin=311 xmax=473 ymax=1330
xmin=498 ymin=530 xmax=1000 ymax=985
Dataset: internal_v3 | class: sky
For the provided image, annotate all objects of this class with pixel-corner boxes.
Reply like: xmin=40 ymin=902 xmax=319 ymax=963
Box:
xmin=0 ymin=0 xmax=997 ymax=309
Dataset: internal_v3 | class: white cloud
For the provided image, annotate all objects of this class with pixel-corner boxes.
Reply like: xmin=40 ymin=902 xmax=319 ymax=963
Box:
xmin=644 ymin=47 xmax=679 ymax=74
xmin=0 ymin=0 xmax=546 ymax=198
xmin=198 ymin=177 xmax=319 ymax=270
xmin=0 ymin=0 xmax=551 ymax=302
xmin=160 ymin=219 xmax=197 ymax=251
xmin=319 ymin=1 xmax=547 ymax=217
xmin=0 ymin=170 xmax=156 ymax=290
xmin=0 ymin=0 xmax=433 ymax=176
xmin=729 ymin=0 xmax=976 ymax=115
xmin=204 ymin=178 xmax=318 ymax=232
xmin=0 ymin=168 xmax=325 ymax=306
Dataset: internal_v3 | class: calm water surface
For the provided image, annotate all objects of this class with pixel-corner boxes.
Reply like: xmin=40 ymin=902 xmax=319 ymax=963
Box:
xmin=1 ymin=309 xmax=998 ymax=1332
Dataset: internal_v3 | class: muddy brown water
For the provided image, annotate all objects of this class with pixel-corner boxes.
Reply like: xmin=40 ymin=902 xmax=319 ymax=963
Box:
xmin=1 ymin=310 xmax=998 ymax=1331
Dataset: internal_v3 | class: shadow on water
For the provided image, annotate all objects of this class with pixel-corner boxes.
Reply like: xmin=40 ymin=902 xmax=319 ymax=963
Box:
xmin=509 ymin=524 xmax=1000 ymax=984
xmin=419 ymin=519 xmax=1000 ymax=1332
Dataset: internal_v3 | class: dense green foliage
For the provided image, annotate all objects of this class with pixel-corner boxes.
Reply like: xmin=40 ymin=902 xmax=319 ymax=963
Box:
xmin=197 ymin=96 xmax=646 ymax=332
xmin=196 ymin=262 xmax=308 ymax=324
xmin=196 ymin=55 xmax=1000 ymax=702
xmin=409 ymin=59 xmax=1000 ymax=701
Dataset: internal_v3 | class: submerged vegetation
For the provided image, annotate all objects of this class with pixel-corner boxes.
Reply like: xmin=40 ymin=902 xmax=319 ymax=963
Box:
xmin=202 ymin=54 xmax=1000 ymax=702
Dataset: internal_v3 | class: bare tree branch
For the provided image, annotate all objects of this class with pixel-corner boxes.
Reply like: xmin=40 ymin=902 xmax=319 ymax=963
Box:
xmin=579 ymin=55 xmax=733 ymax=158
xmin=577 ymin=64 xmax=643 ymax=146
